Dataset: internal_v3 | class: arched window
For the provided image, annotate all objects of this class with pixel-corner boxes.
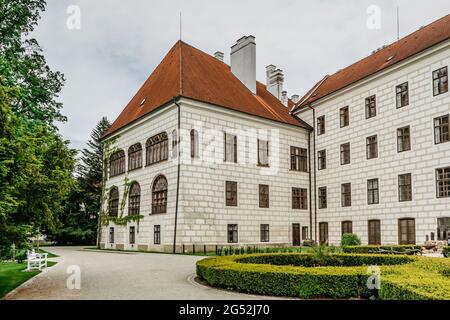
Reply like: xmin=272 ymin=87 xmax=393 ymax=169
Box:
xmin=190 ymin=129 xmax=199 ymax=158
xmin=146 ymin=132 xmax=168 ymax=166
xmin=172 ymin=129 xmax=178 ymax=158
xmin=109 ymin=187 xmax=119 ymax=217
xmin=152 ymin=175 xmax=168 ymax=214
xmin=128 ymin=143 xmax=142 ymax=171
xmin=110 ymin=150 xmax=125 ymax=177
xmin=128 ymin=182 xmax=141 ymax=216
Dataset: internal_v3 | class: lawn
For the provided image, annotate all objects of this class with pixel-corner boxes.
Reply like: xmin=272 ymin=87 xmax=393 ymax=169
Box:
xmin=0 ymin=261 xmax=57 ymax=299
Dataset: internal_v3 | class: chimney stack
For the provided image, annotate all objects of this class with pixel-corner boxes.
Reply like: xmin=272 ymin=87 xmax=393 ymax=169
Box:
xmin=231 ymin=36 xmax=256 ymax=94
xmin=214 ymin=51 xmax=224 ymax=62
xmin=291 ymin=94 xmax=300 ymax=104
xmin=266 ymin=65 xmax=284 ymax=100
xmin=281 ymin=91 xmax=288 ymax=106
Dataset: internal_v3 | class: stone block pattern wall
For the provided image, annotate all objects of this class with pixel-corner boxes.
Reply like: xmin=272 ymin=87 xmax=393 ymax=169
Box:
xmin=298 ymin=45 xmax=450 ymax=245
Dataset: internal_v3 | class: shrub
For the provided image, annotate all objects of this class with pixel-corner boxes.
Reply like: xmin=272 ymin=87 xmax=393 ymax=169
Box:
xmin=342 ymin=245 xmax=421 ymax=254
xmin=443 ymin=246 xmax=450 ymax=258
xmin=341 ymin=233 xmax=361 ymax=246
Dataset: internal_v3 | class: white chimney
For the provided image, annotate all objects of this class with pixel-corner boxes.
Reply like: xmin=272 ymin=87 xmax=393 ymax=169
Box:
xmin=281 ymin=91 xmax=288 ymax=106
xmin=291 ymin=94 xmax=300 ymax=103
xmin=231 ymin=36 xmax=256 ymax=94
xmin=266 ymin=65 xmax=284 ymax=100
xmin=214 ymin=51 xmax=224 ymax=62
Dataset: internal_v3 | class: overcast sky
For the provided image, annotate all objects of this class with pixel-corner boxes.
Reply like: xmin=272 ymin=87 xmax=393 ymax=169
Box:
xmin=33 ymin=0 xmax=449 ymax=150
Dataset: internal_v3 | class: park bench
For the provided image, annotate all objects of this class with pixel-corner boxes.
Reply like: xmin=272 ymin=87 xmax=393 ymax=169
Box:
xmin=26 ymin=249 xmax=48 ymax=271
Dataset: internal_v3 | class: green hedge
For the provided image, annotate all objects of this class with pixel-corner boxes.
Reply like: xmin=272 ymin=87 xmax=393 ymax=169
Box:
xmin=443 ymin=246 xmax=450 ymax=258
xmin=197 ymin=253 xmax=450 ymax=300
xmin=342 ymin=245 xmax=421 ymax=254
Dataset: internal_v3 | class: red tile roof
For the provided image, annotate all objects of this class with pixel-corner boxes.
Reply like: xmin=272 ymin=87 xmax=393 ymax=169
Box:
xmin=105 ymin=41 xmax=306 ymax=137
xmin=294 ymin=14 xmax=450 ymax=111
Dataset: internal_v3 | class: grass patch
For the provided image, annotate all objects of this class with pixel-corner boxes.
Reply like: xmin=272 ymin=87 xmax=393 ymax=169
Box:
xmin=0 ymin=261 xmax=57 ymax=299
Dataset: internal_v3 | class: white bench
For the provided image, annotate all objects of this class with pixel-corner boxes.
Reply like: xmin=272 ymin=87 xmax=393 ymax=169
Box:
xmin=26 ymin=250 xmax=48 ymax=271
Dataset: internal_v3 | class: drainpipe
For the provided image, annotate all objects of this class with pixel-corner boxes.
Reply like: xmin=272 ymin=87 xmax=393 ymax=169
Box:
xmin=173 ymin=97 xmax=182 ymax=253
xmin=308 ymin=133 xmax=313 ymax=240
xmin=307 ymin=105 xmax=318 ymax=243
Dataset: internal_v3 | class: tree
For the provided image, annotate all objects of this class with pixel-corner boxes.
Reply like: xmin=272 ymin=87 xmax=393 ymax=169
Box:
xmin=0 ymin=0 xmax=66 ymax=126
xmin=50 ymin=117 xmax=111 ymax=245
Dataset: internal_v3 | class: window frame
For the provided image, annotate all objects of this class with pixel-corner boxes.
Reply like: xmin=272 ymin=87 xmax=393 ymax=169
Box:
xmin=319 ymin=222 xmax=328 ymax=245
xmin=397 ymin=126 xmax=411 ymax=152
xmin=339 ymin=106 xmax=349 ymax=128
xmin=292 ymin=187 xmax=307 ymax=210
xmin=433 ymin=66 xmax=448 ymax=96
xmin=109 ymin=150 xmax=126 ymax=178
xmin=128 ymin=143 xmax=143 ymax=171
xmin=340 ymin=143 xmax=350 ymax=165
xmin=257 ymin=139 xmax=269 ymax=167
xmin=368 ymin=220 xmax=381 ymax=245
xmin=190 ymin=129 xmax=199 ymax=159
xmin=398 ymin=218 xmax=416 ymax=245
xmin=341 ymin=183 xmax=352 ymax=207
xmin=152 ymin=175 xmax=168 ymax=214
xmin=260 ymin=224 xmax=269 ymax=243
xmin=224 ymin=132 xmax=237 ymax=163
xmin=366 ymin=135 xmax=378 ymax=159
xmin=436 ymin=167 xmax=450 ymax=198
xmin=128 ymin=182 xmax=141 ymax=216
xmin=129 ymin=226 xmax=136 ymax=245
xmin=365 ymin=95 xmax=377 ymax=119
xmin=227 ymin=224 xmax=238 ymax=243
xmin=341 ymin=221 xmax=353 ymax=236
xmin=108 ymin=187 xmax=119 ymax=217
xmin=154 ymin=225 xmax=161 ymax=245
xmin=290 ymin=146 xmax=308 ymax=172
xmin=318 ymin=187 xmax=327 ymax=209
xmin=317 ymin=115 xmax=325 ymax=135
xmin=146 ymin=132 xmax=169 ymax=166
xmin=398 ymin=173 xmax=412 ymax=202
xmin=259 ymin=184 xmax=269 ymax=208
xmin=396 ymin=82 xmax=409 ymax=108
xmin=434 ymin=114 xmax=449 ymax=145
xmin=225 ymin=181 xmax=238 ymax=207
xmin=109 ymin=227 xmax=115 ymax=244
xmin=318 ymin=149 xmax=326 ymax=170
xmin=367 ymin=178 xmax=379 ymax=205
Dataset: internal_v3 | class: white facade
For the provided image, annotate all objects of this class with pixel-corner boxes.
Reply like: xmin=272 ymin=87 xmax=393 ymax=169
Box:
xmin=295 ymin=39 xmax=450 ymax=245
xmin=101 ymin=98 xmax=311 ymax=252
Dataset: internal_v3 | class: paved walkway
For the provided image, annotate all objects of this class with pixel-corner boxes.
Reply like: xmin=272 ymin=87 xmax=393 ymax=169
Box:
xmin=5 ymin=247 xmax=276 ymax=300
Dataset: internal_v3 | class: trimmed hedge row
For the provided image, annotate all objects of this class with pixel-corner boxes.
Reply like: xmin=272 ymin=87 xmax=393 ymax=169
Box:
xmin=342 ymin=245 xmax=421 ymax=254
xmin=236 ymin=253 xmax=414 ymax=267
xmin=197 ymin=253 xmax=450 ymax=300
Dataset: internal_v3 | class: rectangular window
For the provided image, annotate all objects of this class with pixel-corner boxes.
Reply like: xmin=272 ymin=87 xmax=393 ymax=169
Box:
xmin=129 ymin=226 xmax=135 ymax=245
xmin=224 ymin=133 xmax=237 ymax=163
xmin=110 ymin=151 xmax=125 ymax=177
xmin=436 ymin=167 xmax=450 ymax=198
xmin=398 ymin=218 xmax=416 ymax=245
xmin=341 ymin=221 xmax=353 ymax=235
xmin=340 ymin=143 xmax=350 ymax=165
xmin=341 ymin=183 xmax=352 ymax=207
xmin=397 ymin=126 xmax=411 ymax=152
xmin=366 ymin=135 xmax=378 ymax=159
xmin=259 ymin=184 xmax=269 ymax=208
xmin=292 ymin=187 xmax=307 ymax=209
xmin=290 ymin=146 xmax=307 ymax=172
xmin=368 ymin=220 xmax=381 ymax=245
xmin=260 ymin=224 xmax=269 ymax=242
xmin=302 ymin=226 xmax=308 ymax=240
xmin=154 ymin=225 xmax=161 ymax=245
xmin=317 ymin=116 xmax=325 ymax=135
xmin=396 ymin=82 xmax=409 ymax=108
xmin=398 ymin=173 xmax=412 ymax=202
xmin=437 ymin=218 xmax=450 ymax=241
xmin=257 ymin=139 xmax=269 ymax=167
xmin=365 ymin=95 xmax=377 ymax=119
xmin=227 ymin=224 xmax=238 ymax=243
xmin=319 ymin=222 xmax=328 ymax=245
xmin=318 ymin=150 xmax=326 ymax=170
xmin=340 ymin=106 xmax=349 ymax=127
xmin=434 ymin=115 xmax=449 ymax=144
xmin=433 ymin=66 xmax=448 ymax=96
xmin=367 ymin=178 xmax=379 ymax=205
xmin=109 ymin=227 xmax=114 ymax=244
xmin=318 ymin=187 xmax=327 ymax=209
xmin=225 ymin=181 xmax=238 ymax=206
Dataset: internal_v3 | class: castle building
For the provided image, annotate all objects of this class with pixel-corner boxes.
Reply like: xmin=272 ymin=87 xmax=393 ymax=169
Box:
xmin=100 ymin=14 xmax=450 ymax=251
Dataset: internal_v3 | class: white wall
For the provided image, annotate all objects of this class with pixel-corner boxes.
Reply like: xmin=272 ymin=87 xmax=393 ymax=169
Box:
xmin=296 ymin=41 xmax=450 ymax=245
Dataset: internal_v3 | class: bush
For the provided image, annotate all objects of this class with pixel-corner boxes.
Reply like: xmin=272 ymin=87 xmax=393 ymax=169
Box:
xmin=341 ymin=234 xmax=361 ymax=246
xmin=198 ymin=253 xmax=450 ymax=300
xmin=443 ymin=246 xmax=450 ymax=258
xmin=342 ymin=245 xmax=421 ymax=254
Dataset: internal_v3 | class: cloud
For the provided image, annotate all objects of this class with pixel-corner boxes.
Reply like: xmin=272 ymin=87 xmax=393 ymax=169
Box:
xmin=33 ymin=0 xmax=450 ymax=150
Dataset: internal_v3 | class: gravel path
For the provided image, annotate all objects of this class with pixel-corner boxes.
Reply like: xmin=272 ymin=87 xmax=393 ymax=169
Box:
xmin=5 ymin=246 xmax=275 ymax=300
